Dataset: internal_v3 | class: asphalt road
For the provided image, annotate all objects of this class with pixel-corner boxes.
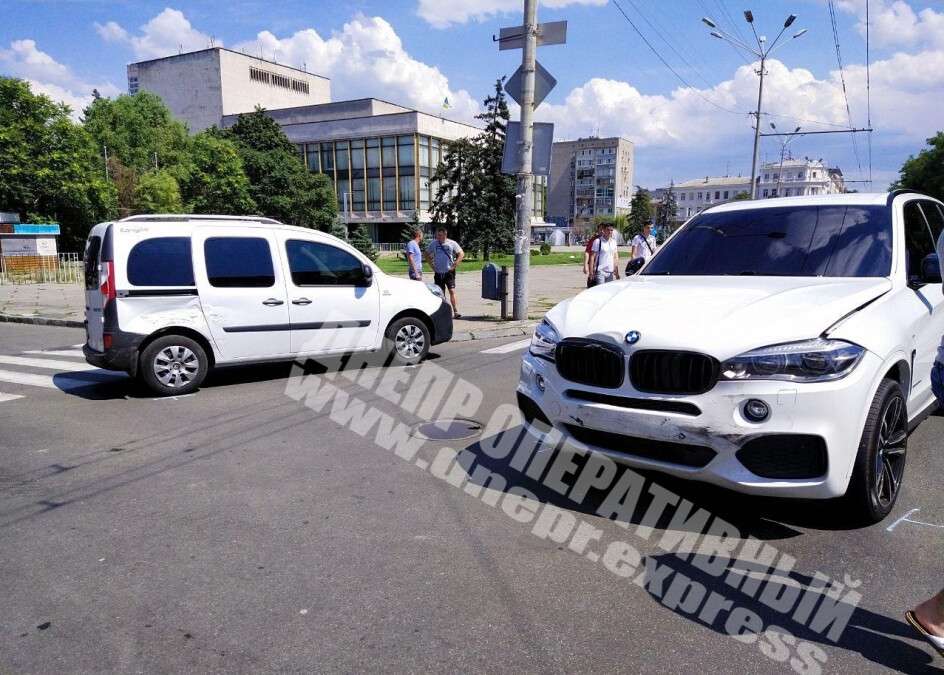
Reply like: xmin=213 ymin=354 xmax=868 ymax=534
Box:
xmin=0 ymin=321 xmax=942 ymax=673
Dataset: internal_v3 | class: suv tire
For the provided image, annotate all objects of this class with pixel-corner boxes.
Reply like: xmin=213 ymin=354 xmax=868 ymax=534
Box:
xmin=386 ymin=317 xmax=430 ymax=366
xmin=846 ymin=378 xmax=908 ymax=524
xmin=139 ymin=335 xmax=209 ymax=396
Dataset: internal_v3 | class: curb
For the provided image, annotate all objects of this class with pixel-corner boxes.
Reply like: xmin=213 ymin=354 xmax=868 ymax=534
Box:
xmin=451 ymin=322 xmax=537 ymax=342
xmin=0 ymin=313 xmax=84 ymax=328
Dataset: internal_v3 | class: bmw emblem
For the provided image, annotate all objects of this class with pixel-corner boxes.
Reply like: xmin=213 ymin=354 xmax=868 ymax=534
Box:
xmin=625 ymin=330 xmax=641 ymax=345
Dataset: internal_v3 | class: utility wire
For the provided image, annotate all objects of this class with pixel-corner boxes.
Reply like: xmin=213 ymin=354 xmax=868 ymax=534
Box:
xmin=625 ymin=0 xmax=717 ymax=89
xmin=826 ymin=0 xmax=864 ymax=179
xmin=610 ymin=0 xmax=744 ymax=115
xmin=866 ymin=0 xmax=873 ymax=187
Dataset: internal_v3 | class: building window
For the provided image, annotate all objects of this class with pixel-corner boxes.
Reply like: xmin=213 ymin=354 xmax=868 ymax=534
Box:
xmin=306 ymin=144 xmax=320 ymax=172
xmin=399 ymin=175 xmax=415 ymax=211
xmin=697 ymin=192 xmax=702 ymax=200
xmin=714 ymin=191 xmax=720 ymax=199
xmin=680 ymin=193 xmax=686 ymax=201
xmin=366 ymin=138 xmax=380 ymax=170
xmin=397 ymin=136 xmax=415 ymax=168
xmin=381 ymin=137 xmax=396 ymax=169
xmin=249 ymin=66 xmax=309 ymax=95
xmin=352 ymin=177 xmax=365 ymax=212
xmin=763 ymin=189 xmax=769 ymax=197
xmin=723 ymin=191 xmax=729 ymax=199
xmin=321 ymin=143 xmax=334 ymax=174
xmin=128 ymin=76 xmax=139 ymax=94
xmin=335 ymin=142 xmax=349 ymax=172
xmin=367 ymin=177 xmax=381 ymax=211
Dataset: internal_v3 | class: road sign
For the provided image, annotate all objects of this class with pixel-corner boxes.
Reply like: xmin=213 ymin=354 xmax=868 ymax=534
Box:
xmin=496 ymin=20 xmax=567 ymax=51
xmin=505 ymin=60 xmax=557 ymax=108
xmin=501 ymin=122 xmax=554 ymax=176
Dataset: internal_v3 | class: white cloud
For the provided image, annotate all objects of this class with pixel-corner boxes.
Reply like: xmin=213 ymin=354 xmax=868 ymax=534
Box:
xmin=837 ymin=0 xmax=944 ymax=50
xmin=233 ymin=15 xmax=480 ymax=121
xmin=416 ymin=0 xmax=607 ymax=29
xmin=0 ymin=39 xmax=120 ymax=117
xmin=95 ymin=8 xmax=216 ymax=60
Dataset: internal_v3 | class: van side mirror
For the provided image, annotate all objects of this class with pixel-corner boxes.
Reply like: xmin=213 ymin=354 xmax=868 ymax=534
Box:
xmin=359 ymin=264 xmax=374 ymax=287
xmin=921 ymin=253 xmax=942 ymax=284
xmin=625 ymin=257 xmax=646 ymax=276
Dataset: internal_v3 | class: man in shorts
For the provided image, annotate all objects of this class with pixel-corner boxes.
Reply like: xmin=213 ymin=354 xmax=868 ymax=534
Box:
xmin=426 ymin=227 xmax=464 ymax=318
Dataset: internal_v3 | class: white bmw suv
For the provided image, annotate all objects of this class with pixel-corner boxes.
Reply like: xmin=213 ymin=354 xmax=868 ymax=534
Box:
xmin=517 ymin=191 xmax=944 ymax=523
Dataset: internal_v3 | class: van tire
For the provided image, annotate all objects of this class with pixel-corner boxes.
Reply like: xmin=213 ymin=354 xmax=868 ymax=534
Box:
xmin=845 ymin=378 xmax=908 ymax=524
xmin=139 ymin=335 xmax=209 ymax=396
xmin=385 ymin=317 xmax=430 ymax=366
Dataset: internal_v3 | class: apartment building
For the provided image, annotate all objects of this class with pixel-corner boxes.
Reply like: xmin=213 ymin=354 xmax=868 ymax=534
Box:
xmin=547 ymin=137 xmax=634 ymax=227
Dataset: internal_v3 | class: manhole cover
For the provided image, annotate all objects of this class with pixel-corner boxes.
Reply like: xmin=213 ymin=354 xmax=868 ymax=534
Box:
xmin=412 ymin=418 xmax=483 ymax=441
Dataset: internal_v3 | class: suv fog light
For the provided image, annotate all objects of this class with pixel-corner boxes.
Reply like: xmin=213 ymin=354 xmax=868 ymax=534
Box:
xmin=744 ymin=399 xmax=770 ymax=422
xmin=535 ymin=374 xmax=547 ymax=393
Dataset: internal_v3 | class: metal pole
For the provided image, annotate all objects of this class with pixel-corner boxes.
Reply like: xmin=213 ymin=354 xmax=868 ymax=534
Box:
xmin=500 ymin=265 xmax=509 ymax=320
xmin=103 ymin=144 xmax=109 ymax=180
xmin=749 ymin=55 xmax=765 ymax=199
xmin=513 ymin=0 xmax=537 ymax=321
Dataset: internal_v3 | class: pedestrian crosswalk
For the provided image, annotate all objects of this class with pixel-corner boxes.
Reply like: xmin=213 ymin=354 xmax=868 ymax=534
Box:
xmin=0 ymin=344 xmax=127 ymax=403
xmin=479 ymin=338 xmax=531 ymax=355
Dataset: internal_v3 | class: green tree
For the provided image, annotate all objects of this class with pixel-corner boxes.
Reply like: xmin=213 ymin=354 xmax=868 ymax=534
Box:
xmin=133 ymin=170 xmax=183 ymax=213
xmin=182 ymin=132 xmax=256 ymax=214
xmin=430 ymin=79 xmax=516 ymax=259
xmin=329 ymin=215 xmax=349 ymax=241
xmin=350 ymin=223 xmax=378 ymax=261
xmin=0 ymin=77 xmax=116 ymax=249
xmin=655 ymin=182 xmax=678 ymax=231
xmin=625 ymin=187 xmax=653 ymax=240
xmin=733 ymin=190 xmax=752 ymax=201
xmin=223 ymin=108 xmax=337 ymax=229
xmin=892 ymin=132 xmax=944 ymax=201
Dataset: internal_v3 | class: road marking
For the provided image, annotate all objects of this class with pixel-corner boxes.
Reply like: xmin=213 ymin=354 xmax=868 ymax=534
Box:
xmin=0 ymin=356 xmax=102 ymax=372
xmin=23 ymin=349 xmax=86 ymax=358
xmin=886 ymin=507 xmax=944 ymax=532
xmin=0 ymin=369 xmax=122 ymax=391
xmin=480 ymin=338 xmax=531 ymax=355
xmin=0 ymin=392 xmax=24 ymax=403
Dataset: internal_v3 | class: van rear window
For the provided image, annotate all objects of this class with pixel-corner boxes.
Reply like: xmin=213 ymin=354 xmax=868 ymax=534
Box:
xmin=84 ymin=236 xmax=102 ymax=290
xmin=127 ymin=237 xmax=195 ymax=286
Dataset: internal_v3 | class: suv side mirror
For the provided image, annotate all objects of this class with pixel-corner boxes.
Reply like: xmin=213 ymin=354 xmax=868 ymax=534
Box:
xmin=625 ymin=257 xmax=646 ymax=276
xmin=921 ymin=253 xmax=942 ymax=284
xmin=359 ymin=264 xmax=374 ymax=287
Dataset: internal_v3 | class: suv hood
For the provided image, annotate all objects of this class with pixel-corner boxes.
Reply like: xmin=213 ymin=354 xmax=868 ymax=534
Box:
xmin=546 ymin=276 xmax=892 ymax=360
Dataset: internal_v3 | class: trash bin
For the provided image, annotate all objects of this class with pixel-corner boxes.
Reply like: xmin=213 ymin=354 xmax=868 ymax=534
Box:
xmin=482 ymin=262 xmax=501 ymax=301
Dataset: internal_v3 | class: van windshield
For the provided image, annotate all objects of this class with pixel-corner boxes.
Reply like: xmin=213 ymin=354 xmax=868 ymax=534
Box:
xmin=643 ymin=205 xmax=892 ymax=277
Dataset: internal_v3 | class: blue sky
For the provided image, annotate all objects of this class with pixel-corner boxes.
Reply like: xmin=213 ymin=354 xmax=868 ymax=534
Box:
xmin=3 ymin=0 xmax=943 ymax=190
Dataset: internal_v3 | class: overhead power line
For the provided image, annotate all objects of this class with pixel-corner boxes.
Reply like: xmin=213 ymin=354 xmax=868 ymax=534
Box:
xmin=866 ymin=0 xmax=873 ymax=187
xmin=826 ymin=0 xmax=864 ymax=180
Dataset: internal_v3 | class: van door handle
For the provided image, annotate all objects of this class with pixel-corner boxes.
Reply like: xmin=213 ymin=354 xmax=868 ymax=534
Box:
xmin=292 ymin=297 xmax=312 ymax=305
xmin=262 ymin=298 xmax=285 ymax=306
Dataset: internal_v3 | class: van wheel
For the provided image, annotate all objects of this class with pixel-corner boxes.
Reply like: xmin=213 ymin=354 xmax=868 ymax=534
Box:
xmin=386 ymin=317 xmax=430 ymax=366
xmin=139 ymin=335 xmax=208 ymax=396
xmin=845 ymin=378 xmax=908 ymax=524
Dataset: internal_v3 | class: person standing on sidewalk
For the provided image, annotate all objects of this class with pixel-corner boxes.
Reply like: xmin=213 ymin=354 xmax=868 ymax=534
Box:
xmin=583 ymin=223 xmax=604 ymax=288
xmin=426 ymin=227 xmax=464 ymax=318
xmin=588 ymin=224 xmax=620 ymax=286
xmin=630 ymin=223 xmax=657 ymax=263
xmin=405 ymin=228 xmax=424 ymax=281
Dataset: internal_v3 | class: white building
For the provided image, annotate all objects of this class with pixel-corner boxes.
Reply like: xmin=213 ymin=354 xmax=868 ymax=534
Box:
xmin=663 ymin=176 xmax=752 ymax=221
xmin=127 ymin=47 xmax=331 ymax=132
xmin=758 ymin=158 xmax=844 ymax=199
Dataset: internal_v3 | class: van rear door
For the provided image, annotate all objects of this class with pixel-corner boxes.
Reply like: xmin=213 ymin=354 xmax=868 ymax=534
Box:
xmin=84 ymin=228 xmax=106 ymax=351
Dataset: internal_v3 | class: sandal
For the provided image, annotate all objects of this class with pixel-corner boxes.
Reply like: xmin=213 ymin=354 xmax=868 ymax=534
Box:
xmin=905 ymin=611 xmax=944 ymax=658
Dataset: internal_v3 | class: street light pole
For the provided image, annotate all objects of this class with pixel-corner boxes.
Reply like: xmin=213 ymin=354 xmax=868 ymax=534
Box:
xmin=512 ymin=0 xmax=537 ymax=321
xmin=702 ymin=12 xmax=806 ymax=200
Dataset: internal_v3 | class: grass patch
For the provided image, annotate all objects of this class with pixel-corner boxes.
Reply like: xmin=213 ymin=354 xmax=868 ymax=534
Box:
xmin=374 ymin=251 xmax=582 ymax=275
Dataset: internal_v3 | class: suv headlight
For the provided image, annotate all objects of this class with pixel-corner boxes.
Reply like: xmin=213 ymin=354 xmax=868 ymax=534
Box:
xmin=721 ymin=339 xmax=865 ymax=383
xmin=530 ymin=320 xmax=560 ymax=362
xmin=426 ymin=283 xmax=444 ymax=298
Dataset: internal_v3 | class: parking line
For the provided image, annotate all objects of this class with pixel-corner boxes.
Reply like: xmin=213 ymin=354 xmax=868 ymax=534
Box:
xmin=0 ymin=392 xmax=25 ymax=403
xmin=0 ymin=356 xmax=102 ymax=372
xmin=23 ymin=349 xmax=86 ymax=358
xmin=480 ymin=338 xmax=531 ymax=355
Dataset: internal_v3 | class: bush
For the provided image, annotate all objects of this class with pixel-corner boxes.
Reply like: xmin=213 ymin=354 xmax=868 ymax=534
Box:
xmin=539 ymin=242 xmax=551 ymax=256
xmin=350 ymin=224 xmax=378 ymax=262
xmin=530 ymin=248 xmax=540 ymax=256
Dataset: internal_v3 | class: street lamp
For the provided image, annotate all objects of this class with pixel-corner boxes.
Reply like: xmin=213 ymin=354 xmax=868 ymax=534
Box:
xmin=702 ymin=11 xmax=807 ymax=199
xmin=770 ymin=123 xmax=803 ymax=196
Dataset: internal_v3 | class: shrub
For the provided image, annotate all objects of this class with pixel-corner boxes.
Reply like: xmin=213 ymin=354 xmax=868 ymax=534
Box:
xmin=539 ymin=242 xmax=551 ymax=256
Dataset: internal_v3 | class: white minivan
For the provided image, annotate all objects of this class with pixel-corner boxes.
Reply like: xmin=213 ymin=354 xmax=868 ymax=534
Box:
xmin=83 ymin=215 xmax=452 ymax=395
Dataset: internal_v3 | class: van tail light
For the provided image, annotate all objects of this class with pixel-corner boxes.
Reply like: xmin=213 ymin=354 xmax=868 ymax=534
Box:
xmin=103 ymin=333 xmax=113 ymax=350
xmin=99 ymin=261 xmax=116 ymax=305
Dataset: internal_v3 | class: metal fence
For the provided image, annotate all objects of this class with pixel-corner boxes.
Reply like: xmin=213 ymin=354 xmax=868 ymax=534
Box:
xmin=0 ymin=253 xmax=83 ymax=285
xmin=377 ymin=243 xmax=406 ymax=252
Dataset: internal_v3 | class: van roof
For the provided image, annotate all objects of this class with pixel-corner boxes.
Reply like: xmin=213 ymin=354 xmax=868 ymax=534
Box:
xmin=118 ymin=214 xmax=283 ymax=225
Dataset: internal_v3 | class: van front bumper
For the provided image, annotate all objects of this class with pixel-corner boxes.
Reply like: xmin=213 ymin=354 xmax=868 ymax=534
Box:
xmin=516 ymin=350 xmax=884 ymax=500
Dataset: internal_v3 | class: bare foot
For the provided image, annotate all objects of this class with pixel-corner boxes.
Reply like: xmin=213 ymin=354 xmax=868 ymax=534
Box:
xmin=914 ymin=593 xmax=944 ymax=637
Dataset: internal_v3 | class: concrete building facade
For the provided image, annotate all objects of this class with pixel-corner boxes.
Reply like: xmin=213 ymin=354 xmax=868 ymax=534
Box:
xmin=127 ymin=47 xmax=330 ymax=132
xmin=663 ymin=176 xmax=753 ymax=221
xmin=547 ymin=136 xmax=634 ymax=229
xmin=757 ymin=158 xmax=844 ymax=199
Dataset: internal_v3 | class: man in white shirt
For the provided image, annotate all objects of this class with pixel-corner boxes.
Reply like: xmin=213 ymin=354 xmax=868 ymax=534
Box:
xmin=630 ymin=223 xmax=657 ymax=262
xmin=588 ymin=225 xmax=620 ymax=285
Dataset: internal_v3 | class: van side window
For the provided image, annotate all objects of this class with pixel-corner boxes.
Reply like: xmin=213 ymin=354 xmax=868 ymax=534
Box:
xmin=286 ymin=239 xmax=363 ymax=285
xmin=84 ymin=236 xmax=102 ymax=290
xmin=204 ymin=237 xmax=275 ymax=288
xmin=127 ymin=237 xmax=195 ymax=286
xmin=903 ymin=201 xmax=935 ymax=282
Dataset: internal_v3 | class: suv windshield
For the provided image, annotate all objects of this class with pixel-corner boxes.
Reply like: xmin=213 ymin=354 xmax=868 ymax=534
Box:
xmin=643 ymin=205 xmax=892 ymax=277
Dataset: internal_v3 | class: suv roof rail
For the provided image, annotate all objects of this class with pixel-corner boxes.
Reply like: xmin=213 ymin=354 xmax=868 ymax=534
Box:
xmin=118 ymin=214 xmax=283 ymax=225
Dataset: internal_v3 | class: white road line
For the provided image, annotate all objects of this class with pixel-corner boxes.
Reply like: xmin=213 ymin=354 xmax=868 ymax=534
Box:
xmin=480 ymin=338 xmax=531 ymax=355
xmin=0 ymin=392 xmax=25 ymax=403
xmin=0 ymin=369 xmax=121 ymax=391
xmin=23 ymin=349 xmax=86 ymax=358
xmin=0 ymin=356 xmax=102 ymax=372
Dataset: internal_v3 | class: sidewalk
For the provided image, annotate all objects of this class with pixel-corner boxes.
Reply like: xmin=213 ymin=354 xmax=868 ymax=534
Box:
xmin=0 ymin=265 xmax=587 ymax=340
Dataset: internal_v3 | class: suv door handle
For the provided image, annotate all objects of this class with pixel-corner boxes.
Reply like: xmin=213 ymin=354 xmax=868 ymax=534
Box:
xmin=262 ymin=298 xmax=285 ymax=306
xmin=292 ymin=297 xmax=312 ymax=305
